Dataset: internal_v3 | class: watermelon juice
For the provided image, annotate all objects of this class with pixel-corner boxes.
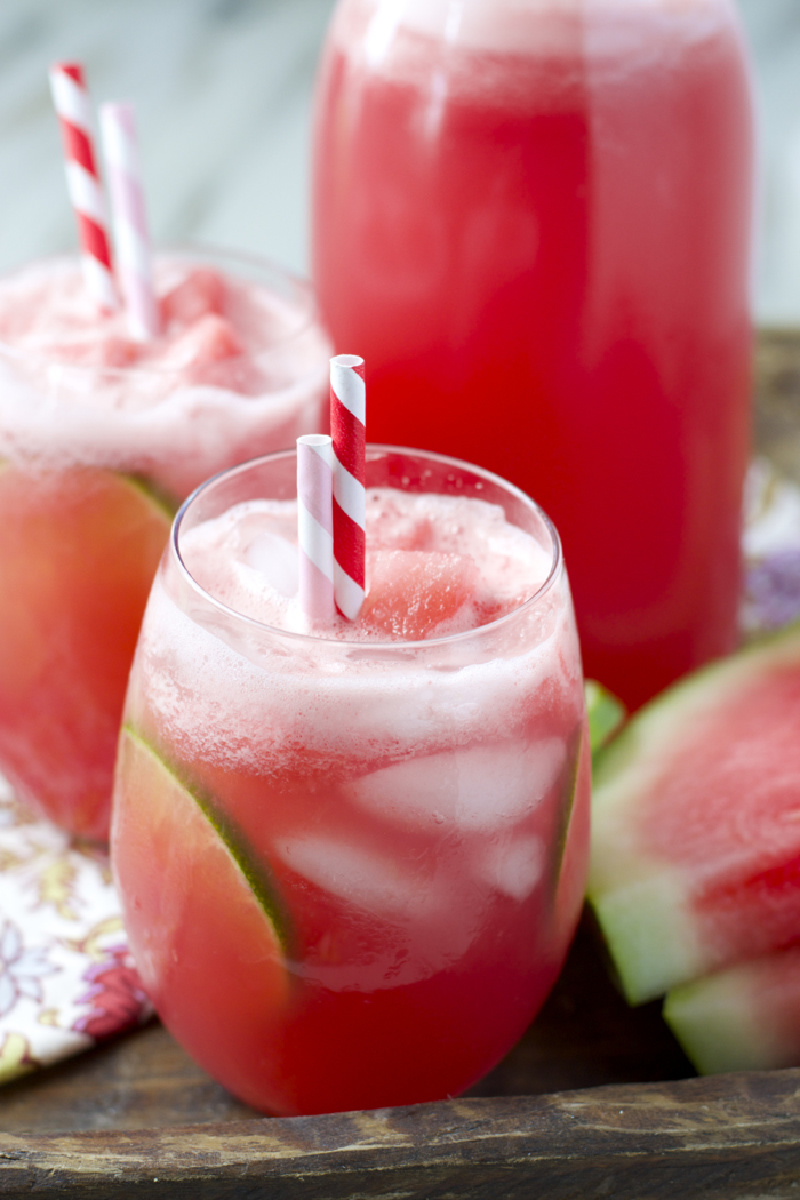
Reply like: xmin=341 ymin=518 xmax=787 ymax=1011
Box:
xmin=0 ymin=249 xmax=329 ymax=842
xmin=111 ymin=447 xmax=590 ymax=1116
xmin=311 ymin=0 xmax=754 ymax=710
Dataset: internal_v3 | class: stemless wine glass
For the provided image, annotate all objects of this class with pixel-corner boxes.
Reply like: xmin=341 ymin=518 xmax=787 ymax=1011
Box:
xmin=111 ymin=446 xmax=590 ymax=1116
xmin=0 ymin=247 xmax=329 ymax=842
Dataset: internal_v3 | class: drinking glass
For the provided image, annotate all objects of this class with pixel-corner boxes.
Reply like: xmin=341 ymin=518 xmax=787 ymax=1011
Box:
xmin=111 ymin=446 xmax=590 ymax=1116
xmin=0 ymin=247 xmax=329 ymax=841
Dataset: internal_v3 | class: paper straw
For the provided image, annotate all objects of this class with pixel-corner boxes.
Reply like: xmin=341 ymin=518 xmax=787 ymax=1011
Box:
xmin=330 ymin=355 xmax=366 ymax=621
xmin=100 ymin=102 xmax=159 ymax=340
xmin=49 ymin=62 xmax=116 ymax=312
xmin=297 ymin=434 xmax=335 ymax=625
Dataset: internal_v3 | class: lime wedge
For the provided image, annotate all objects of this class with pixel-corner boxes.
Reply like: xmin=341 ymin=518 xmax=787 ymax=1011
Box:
xmin=114 ymin=726 xmax=290 ymax=999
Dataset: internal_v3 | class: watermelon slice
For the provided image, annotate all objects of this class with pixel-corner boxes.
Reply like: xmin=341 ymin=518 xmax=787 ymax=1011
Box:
xmin=589 ymin=621 xmax=800 ymax=1004
xmin=112 ymin=726 xmax=291 ymax=1110
xmin=360 ymin=549 xmax=479 ymax=639
xmin=0 ymin=463 xmax=174 ymax=842
xmin=664 ymin=947 xmax=800 ymax=1075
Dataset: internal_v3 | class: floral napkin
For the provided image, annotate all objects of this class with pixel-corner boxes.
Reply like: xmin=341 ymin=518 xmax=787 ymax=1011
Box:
xmin=742 ymin=457 xmax=800 ymax=634
xmin=0 ymin=458 xmax=797 ymax=1086
xmin=0 ymin=778 xmax=150 ymax=1084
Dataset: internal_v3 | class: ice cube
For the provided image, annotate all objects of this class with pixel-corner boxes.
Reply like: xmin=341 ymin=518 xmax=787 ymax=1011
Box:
xmin=160 ymin=267 xmax=226 ymax=326
xmin=274 ymin=834 xmax=442 ymax=922
xmin=477 ymin=835 xmax=545 ymax=901
xmin=165 ymin=314 xmax=244 ymax=372
xmin=349 ymin=738 xmax=566 ymax=832
xmin=277 ymin=833 xmax=485 ymax=987
xmin=246 ymin=531 xmax=298 ymax=598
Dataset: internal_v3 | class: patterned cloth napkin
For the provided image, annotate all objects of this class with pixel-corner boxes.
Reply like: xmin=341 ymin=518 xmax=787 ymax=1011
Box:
xmin=742 ymin=457 xmax=800 ymax=634
xmin=0 ymin=457 xmax=797 ymax=1085
xmin=0 ymin=778 xmax=150 ymax=1083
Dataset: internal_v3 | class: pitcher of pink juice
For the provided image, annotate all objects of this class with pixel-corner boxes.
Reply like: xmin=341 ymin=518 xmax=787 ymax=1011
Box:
xmin=311 ymin=0 xmax=755 ymax=710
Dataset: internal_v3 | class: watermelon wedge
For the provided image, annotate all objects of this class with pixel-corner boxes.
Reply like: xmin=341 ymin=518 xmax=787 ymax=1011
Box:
xmin=589 ymin=621 xmax=800 ymax=1005
xmin=664 ymin=947 xmax=800 ymax=1075
xmin=0 ymin=463 xmax=174 ymax=841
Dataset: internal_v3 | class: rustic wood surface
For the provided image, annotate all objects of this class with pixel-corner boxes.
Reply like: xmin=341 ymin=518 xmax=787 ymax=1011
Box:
xmin=4 ymin=1069 xmax=800 ymax=1199
xmin=755 ymin=327 xmax=800 ymax=484
xmin=0 ymin=328 xmax=798 ymax=1196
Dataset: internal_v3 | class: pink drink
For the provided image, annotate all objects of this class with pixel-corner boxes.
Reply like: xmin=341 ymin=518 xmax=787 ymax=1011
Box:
xmin=312 ymin=0 xmax=754 ymax=710
xmin=112 ymin=448 xmax=590 ymax=1115
xmin=0 ymin=249 xmax=329 ymax=840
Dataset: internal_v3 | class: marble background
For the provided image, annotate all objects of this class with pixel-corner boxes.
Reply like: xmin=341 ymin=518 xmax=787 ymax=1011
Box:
xmin=0 ymin=0 xmax=798 ymax=322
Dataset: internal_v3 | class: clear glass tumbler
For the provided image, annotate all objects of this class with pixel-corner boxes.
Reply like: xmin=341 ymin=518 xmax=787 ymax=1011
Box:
xmin=111 ymin=446 xmax=590 ymax=1116
xmin=0 ymin=247 xmax=329 ymax=841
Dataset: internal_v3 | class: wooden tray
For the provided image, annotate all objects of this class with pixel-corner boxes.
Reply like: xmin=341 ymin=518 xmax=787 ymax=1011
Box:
xmin=1 ymin=329 xmax=799 ymax=1198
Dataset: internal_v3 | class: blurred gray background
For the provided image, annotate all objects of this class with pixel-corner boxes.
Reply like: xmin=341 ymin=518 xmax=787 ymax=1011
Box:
xmin=0 ymin=0 xmax=797 ymax=323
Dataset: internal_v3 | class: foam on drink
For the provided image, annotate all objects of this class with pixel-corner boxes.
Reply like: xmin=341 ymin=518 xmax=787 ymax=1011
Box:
xmin=337 ymin=0 xmax=737 ymax=66
xmin=180 ymin=489 xmax=554 ymax=638
xmin=128 ymin=485 xmax=582 ymax=781
xmin=0 ymin=253 xmax=329 ymax=497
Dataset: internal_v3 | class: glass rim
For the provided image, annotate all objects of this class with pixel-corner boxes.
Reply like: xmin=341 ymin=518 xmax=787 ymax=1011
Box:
xmin=170 ymin=443 xmax=564 ymax=651
xmin=0 ymin=242 xmax=323 ymax=378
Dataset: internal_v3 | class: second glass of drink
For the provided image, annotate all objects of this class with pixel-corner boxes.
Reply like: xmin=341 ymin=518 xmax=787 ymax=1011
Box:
xmin=0 ymin=247 xmax=329 ymax=841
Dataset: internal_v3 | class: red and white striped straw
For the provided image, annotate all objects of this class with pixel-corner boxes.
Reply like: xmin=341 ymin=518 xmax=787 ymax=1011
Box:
xmin=330 ymin=354 xmax=366 ymax=621
xmin=100 ymin=102 xmax=159 ymax=340
xmin=297 ymin=434 xmax=335 ymax=626
xmin=48 ymin=62 xmax=116 ymax=312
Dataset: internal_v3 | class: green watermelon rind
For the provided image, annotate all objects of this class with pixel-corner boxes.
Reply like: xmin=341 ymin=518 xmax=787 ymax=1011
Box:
xmin=125 ymin=472 xmax=179 ymax=523
xmin=584 ymin=680 xmax=626 ymax=758
xmin=0 ymin=458 xmax=178 ymax=525
xmin=664 ymin=962 xmax=786 ymax=1076
xmin=548 ymin=721 xmax=584 ymax=907
xmin=121 ymin=724 xmax=291 ymax=955
xmin=591 ymin=871 xmax=705 ymax=1004
xmin=588 ymin=621 xmax=800 ymax=1005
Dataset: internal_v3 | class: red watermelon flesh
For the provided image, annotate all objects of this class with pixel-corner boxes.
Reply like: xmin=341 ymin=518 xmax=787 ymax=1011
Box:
xmin=589 ymin=622 xmax=800 ymax=1004
xmin=360 ymin=549 xmax=481 ymax=639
